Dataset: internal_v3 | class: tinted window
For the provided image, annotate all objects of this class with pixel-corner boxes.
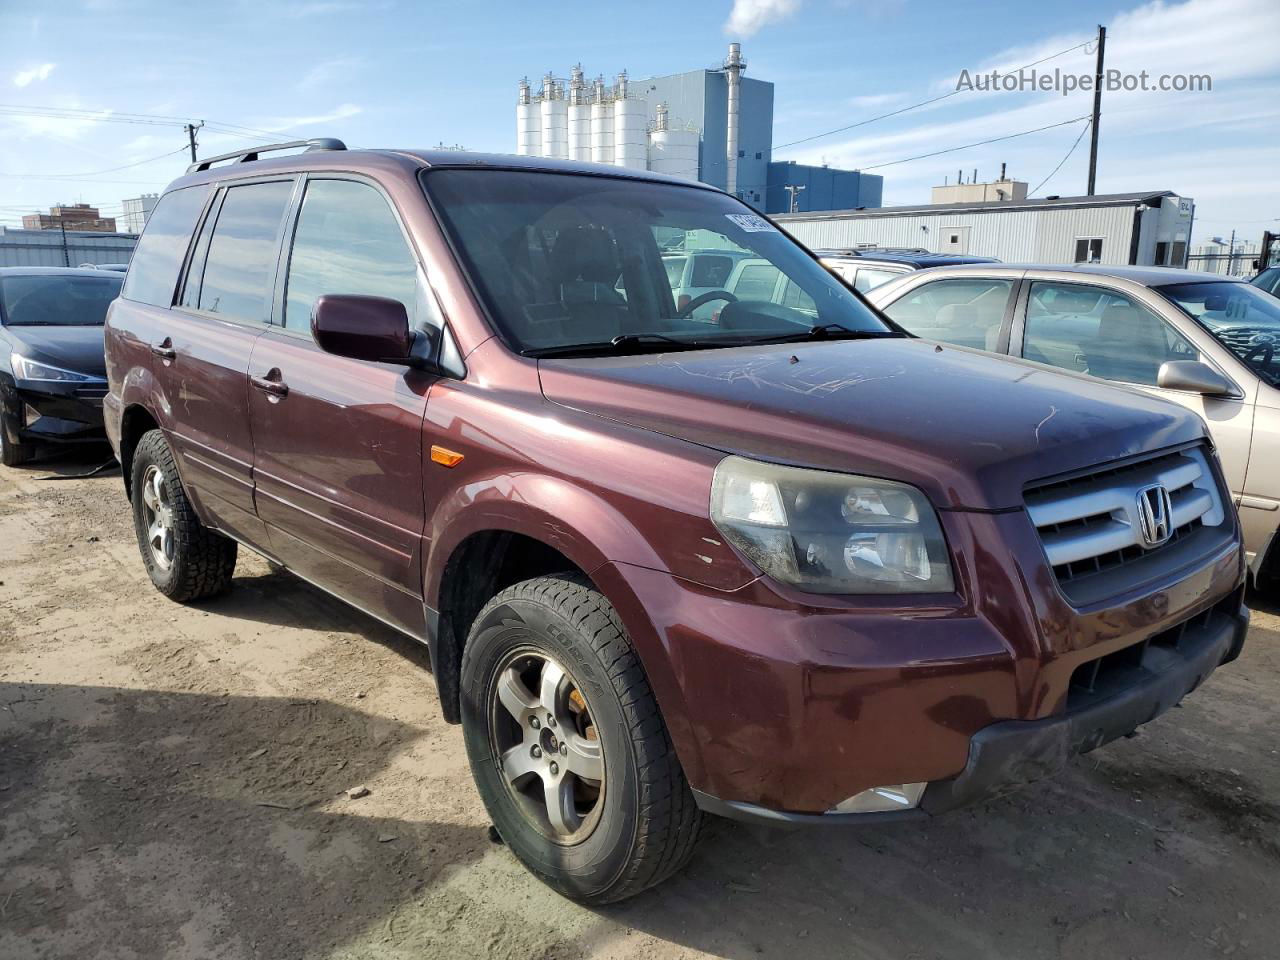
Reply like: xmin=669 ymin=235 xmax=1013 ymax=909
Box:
xmin=1162 ymin=280 xmax=1279 ymax=386
xmin=425 ymin=170 xmax=888 ymax=354
xmin=1251 ymin=267 xmax=1280 ymax=295
xmin=121 ymin=185 xmax=210 ymax=307
xmin=690 ymin=254 xmax=734 ymax=288
xmin=1023 ymin=281 xmax=1198 ymax=385
xmin=0 ymin=274 xmax=122 ymax=326
xmin=197 ymin=180 xmax=293 ymax=324
xmin=283 ymin=179 xmax=427 ymax=332
xmin=882 ymin=278 xmax=1013 ymax=349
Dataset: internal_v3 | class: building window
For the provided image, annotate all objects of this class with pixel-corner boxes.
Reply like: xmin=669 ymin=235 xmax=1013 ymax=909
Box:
xmin=1155 ymin=241 xmax=1169 ymax=266
xmin=737 ymin=150 xmax=745 ymax=158
xmin=754 ymin=152 xmax=761 ymax=159
xmin=1074 ymin=237 xmax=1104 ymax=263
xmin=1170 ymin=241 xmax=1186 ymax=267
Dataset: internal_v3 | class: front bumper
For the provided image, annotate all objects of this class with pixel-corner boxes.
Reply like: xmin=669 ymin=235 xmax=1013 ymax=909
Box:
xmin=595 ymin=506 xmax=1247 ymax=822
xmin=692 ymin=592 xmax=1248 ymax=826
xmin=6 ymin=380 xmax=107 ymax=444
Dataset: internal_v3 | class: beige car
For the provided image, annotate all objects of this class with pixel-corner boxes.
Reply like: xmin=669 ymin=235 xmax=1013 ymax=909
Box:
xmin=867 ymin=264 xmax=1280 ymax=585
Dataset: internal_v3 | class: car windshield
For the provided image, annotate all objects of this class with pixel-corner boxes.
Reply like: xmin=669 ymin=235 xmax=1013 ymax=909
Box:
xmin=1159 ymin=281 xmax=1280 ymax=387
xmin=424 ymin=169 xmax=892 ymax=356
xmin=0 ymin=274 xmax=122 ymax=326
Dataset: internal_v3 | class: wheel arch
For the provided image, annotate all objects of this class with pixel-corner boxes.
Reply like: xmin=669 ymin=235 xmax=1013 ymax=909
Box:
xmin=118 ymin=402 xmax=162 ymax=498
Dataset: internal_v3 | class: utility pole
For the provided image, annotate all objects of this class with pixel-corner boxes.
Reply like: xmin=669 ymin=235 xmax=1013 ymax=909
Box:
xmin=1086 ymin=24 xmax=1106 ymax=195
xmin=784 ymin=183 xmax=806 ymax=213
xmin=59 ymin=220 xmax=69 ymax=267
xmin=184 ymin=122 xmax=203 ymax=164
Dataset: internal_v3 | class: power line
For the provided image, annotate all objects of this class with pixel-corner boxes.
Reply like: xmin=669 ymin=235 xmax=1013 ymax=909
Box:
xmin=774 ymin=38 xmax=1093 ymax=152
xmin=859 ymin=115 xmax=1093 ymax=171
xmin=0 ymin=146 xmax=188 ymax=180
xmin=1029 ymin=118 xmax=1091 ymax=195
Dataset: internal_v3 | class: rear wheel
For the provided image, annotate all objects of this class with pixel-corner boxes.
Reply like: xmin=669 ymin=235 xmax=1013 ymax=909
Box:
xmin=460 ymin=574 xmax=701 ymax=903
xmin=130 ymin=429 xmax=237 ymax=601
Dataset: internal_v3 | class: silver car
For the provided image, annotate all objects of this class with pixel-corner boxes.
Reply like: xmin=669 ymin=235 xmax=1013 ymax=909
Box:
xmin=867 ymin=264 xmax=1280 ymax=585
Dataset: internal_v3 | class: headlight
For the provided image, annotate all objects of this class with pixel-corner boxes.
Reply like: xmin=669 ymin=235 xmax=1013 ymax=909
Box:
xmin=710 ymin=455 xmax=954 ymax=594
xmin=10 ymin=354 xmax=102 ymax=383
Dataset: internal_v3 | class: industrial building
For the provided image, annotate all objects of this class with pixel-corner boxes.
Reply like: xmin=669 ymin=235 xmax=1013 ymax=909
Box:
xmin=21 ymin=202 xmax=116 ymax=233
xmin=514 ymin=43 xmax=882 ymax=215
xmin=117 ymin=193 xmax=159 ymax=235
xmin=775 ymin=190 xmax=1195 ymax=267
xmin=0 ymin=226 xmax=136 ymax=268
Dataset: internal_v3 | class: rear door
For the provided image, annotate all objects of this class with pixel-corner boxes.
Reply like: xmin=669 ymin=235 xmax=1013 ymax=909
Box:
xmin=247 ymin=175 xmax=439 ymax=638
xmin=155 ymin=176 xmax=296 ymax=545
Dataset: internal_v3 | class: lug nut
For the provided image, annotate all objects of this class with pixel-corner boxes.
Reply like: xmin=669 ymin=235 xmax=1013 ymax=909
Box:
xmin=546 ymin=714 xmax=555 ymax=727
xmin=530 ymin=717 xmax=540 ymax=729
xmin=531 ymin=745 xmax=542 ymax=758
xmin=549 ymin=762 xmax=559 ymax=776
xmin=559 ymin=743 xmax=568 ymax=756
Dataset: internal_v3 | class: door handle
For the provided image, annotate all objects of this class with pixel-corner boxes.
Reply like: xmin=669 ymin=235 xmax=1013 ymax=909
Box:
xmin=150 ymin=338 xmax=176 ymax=361
xmin=250 ymin=372 xmax=289 ymax=398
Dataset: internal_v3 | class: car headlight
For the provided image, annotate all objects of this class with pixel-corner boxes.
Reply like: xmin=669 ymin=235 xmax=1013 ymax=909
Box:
xmin=10 ymin=354 xmax=102 ymax=383
xmin=710 ymin=455 xmax=954 ymax=594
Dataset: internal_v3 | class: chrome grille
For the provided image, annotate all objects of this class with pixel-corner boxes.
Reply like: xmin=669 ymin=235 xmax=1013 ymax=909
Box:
xmin=1026 ymin=445 xmax=1226 ymax=589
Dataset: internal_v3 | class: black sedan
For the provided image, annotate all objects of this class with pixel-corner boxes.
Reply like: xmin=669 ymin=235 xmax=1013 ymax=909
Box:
xmin=0 ymin=267 xmax=122 ymax=466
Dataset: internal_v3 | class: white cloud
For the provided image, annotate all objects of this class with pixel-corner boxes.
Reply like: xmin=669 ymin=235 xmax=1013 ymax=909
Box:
xmin=848 ymin=92 xmax=907 ymax=109
xmin=724 ymin=0 xmax=801 ymax=37
xmin=264 ymin=102 xmax=362 ymax=130
xmin=13 ymin=63 xmax=56 ymax=87
xmin=296 ymin=57 xmax=361 ymax=93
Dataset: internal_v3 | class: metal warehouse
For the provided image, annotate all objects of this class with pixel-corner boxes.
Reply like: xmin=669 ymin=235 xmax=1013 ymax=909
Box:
xmin=774 ymin=191 xmax=1195 ymax=267
xmin=0 ymin=226 xmax=136 ymax=268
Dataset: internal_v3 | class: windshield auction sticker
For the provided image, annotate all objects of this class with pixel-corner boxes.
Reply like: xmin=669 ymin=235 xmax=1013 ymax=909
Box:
xmin=726 ymin=213 xmax=775 ymax=233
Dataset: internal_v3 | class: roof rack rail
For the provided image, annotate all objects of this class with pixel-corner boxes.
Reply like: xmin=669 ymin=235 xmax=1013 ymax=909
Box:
xmin=186 ymin=138 xmax=347 ymax=174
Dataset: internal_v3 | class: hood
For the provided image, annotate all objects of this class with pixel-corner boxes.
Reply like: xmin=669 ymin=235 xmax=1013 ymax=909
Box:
xmin=4 ymin=325 xmax=107 ymax=379
xmin=538 ymin=338 xmax=1206 ymax=510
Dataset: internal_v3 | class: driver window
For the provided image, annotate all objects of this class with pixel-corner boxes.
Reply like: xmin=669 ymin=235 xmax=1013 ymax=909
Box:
xmin=1023 ymin=282 xmax=1198 ymax=385
xmin=284 ymin=179 xmax=438 ymax=333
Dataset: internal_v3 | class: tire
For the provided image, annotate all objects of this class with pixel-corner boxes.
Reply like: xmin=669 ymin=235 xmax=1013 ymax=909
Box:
xmin=130 ymin=429 xmax=237 ymax=601
xmin=460 ymin=573 xmax=702 ymax=904
xmin=0 ymin=403 xmax=33 ymax=467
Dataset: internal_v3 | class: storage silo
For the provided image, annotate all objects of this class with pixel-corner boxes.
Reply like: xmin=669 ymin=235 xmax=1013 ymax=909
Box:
xmin=516 ymin=78 xmax=542 ymax=156
xmin=590 ymin=75 xmax=614 ymax=164
xmin=540 ymin=74 xmax=568 ymax=159
xmin=648 ymin=103 xmax=700 ymax=182
xmin=568 ymin=64 xmax=592 ymax=162
xmin=612 ymin=72 xmax=647 ymax=170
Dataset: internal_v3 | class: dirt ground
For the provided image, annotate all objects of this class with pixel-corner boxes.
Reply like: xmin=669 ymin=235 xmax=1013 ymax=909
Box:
xmin=1 ymin=447 xmax=1278 ymax=960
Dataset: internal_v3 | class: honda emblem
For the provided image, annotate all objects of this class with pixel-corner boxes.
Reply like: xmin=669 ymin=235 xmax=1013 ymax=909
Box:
xmin=1136 ymin=483 xmax=1173 ymax=547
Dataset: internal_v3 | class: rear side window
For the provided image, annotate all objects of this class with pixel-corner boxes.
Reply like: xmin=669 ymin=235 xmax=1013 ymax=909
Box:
xmin=121 ymin=185 xmax=210 ymax=307
xmin=733 ymin=263 xmax=782 ymax=301
xmin=283 ymin=179 xmax=428 ymax=332
xmin=690 ymin=255 xmax=734 ymax=288
xmin=853 ymin=267 xmax=903 ymax=293
xmin=196 ymin=180 xmax=294 ymax=324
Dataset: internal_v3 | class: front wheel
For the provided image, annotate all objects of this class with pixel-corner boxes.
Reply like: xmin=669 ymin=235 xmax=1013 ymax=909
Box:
xmin=460 ymin=574 xmax=701 ymax=903
xmin=0 ymin=399 xmax=33 ymax=467
xmin=130 ymin=429 xmax=237 ymax=601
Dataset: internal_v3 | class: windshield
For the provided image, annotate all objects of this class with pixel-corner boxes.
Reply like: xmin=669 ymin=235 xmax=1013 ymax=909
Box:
xmin=0 ymin=274 xmax=122 ymax=326
xmin=424 ymin=170 xmax=891 ymax=355
xmin=1159 ymin=281 xmax=1280 ymax=387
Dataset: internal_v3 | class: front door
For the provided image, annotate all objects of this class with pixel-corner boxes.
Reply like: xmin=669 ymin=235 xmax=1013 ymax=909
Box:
xmin=1017 ymin=280 xmax=1254 ymax=495
xmin=247 ymin=176 xmax=439 ymax=637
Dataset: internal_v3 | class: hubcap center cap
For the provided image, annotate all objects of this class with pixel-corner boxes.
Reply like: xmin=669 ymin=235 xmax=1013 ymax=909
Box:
xmin=540 ymin=728 xmax=559 ymax=756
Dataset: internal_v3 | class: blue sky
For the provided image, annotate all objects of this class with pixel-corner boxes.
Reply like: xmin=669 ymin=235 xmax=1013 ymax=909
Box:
xmin=1 ymin=0 xmax=1277 ymax=246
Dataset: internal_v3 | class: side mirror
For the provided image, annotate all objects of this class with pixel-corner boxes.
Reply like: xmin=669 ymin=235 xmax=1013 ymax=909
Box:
xmin=311 ymin=294 xmax=413 ymax=364
xmin=1157 ymin=360 xmax=1235 ymax=397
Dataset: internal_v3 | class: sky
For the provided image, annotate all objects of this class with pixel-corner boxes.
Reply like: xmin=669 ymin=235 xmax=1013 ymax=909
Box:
xmin=1 ymin=0 xmax=1277 ymax=246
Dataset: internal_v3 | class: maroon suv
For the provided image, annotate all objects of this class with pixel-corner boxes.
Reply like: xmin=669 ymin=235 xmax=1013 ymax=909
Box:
xmin=103 ymin=140 xmax=1248 ymax=903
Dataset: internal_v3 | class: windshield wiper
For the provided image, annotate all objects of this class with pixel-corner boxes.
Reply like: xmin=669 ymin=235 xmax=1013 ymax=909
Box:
xmin=736 ymin=324 xmax=899 ymax=345
xmin=525 ymin=332 xmax=712 ymax=359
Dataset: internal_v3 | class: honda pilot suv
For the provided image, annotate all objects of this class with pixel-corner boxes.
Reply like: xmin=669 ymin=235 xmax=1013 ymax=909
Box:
xmin=103 ymin=140 xmax=1248 ymax=904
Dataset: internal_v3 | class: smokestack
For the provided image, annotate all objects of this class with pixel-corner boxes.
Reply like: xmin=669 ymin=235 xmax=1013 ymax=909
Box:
xmin=724 ymin=42 xmax=745 ymax=196
xmin=1000 ymin=161 xmax=1007 ymax=181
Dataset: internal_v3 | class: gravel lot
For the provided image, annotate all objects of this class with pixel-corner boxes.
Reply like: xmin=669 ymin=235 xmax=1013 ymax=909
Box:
xmin=2 ymin=448 xmax=1278 ymax=960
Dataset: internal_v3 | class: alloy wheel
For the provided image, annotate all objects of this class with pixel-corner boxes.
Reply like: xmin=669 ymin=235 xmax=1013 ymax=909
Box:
xmin=489 ymin=648 xmax=606 ymax=844
xmin=140 ymin=464 xmax=175 ymax=570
